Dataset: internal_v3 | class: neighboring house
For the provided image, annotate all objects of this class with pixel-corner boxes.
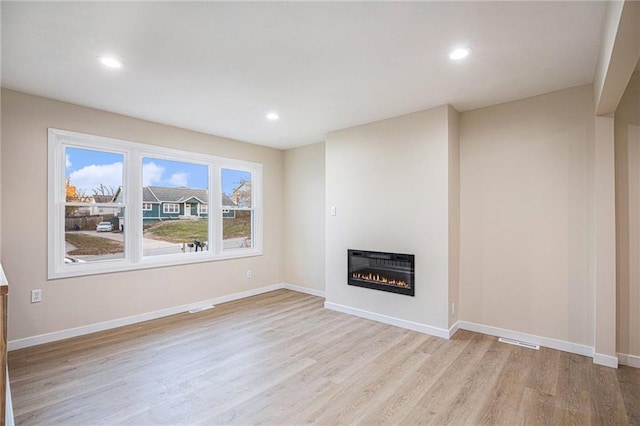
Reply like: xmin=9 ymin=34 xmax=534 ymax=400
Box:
xmin=113 ymin=186 xmax=236 ymax=222
xmin=89 ymin=194 xmax=120 ymax=216
xmin=66 ymin=194 xmax=119 ymax=217
xmin=230 ymin=181 xmax=251 ymax=208
xmin=66 ymin=179 xmax=112 ymax=217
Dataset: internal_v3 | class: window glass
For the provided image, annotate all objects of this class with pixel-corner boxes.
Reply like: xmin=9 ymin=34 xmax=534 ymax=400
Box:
xmin=163 ymin=203 xmax=180 ymax=214
xmin=222 ymin=210 xmax=253 ymax=249
xmin=222 ymin=169 xmax=252 ymax=250
xmin=222 ymin=168 xmax=252 ymax=208
xmin=64 ymin=147 xmax=124 ymax=263
xmin=142 ymin=157 xmax=209 ymax=257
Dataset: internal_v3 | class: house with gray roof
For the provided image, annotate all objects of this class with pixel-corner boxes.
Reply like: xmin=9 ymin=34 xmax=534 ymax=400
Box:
xmin=113 ymin=186 xmax=236 ymax=223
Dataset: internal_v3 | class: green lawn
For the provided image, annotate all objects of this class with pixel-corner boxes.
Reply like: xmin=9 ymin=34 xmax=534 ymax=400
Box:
xmin=223 ymin=211 xmax=251 ymax=239
xmin=144 ymin=220 xmax=208 ymax=243
xmin=65 ymin=233 xmax=123 ymax=256
xmin=144 ymin=215 xmax=251 ymax=243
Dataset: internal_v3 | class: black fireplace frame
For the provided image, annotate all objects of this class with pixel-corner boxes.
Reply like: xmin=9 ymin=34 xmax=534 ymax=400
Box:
xmin=348 ymin=249 xmax=415 ymax=296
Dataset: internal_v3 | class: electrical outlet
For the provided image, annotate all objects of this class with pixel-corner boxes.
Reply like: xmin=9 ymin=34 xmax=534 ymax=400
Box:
xmin=246 ymin=270 xmax=252 ymax=279
xmin=451 ymin=302 xmax=456 ymax=316
xmin=31 ymin=289 xmax=43 ymax=303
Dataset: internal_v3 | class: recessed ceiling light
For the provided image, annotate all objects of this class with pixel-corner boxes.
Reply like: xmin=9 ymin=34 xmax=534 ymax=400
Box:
xmin=266 ymin=112 xmax=280 ymax=121
xmin=449 ymin=47 xmax=470 ymax=60
xmin=98 ymin=56 xmax=124 ymax=69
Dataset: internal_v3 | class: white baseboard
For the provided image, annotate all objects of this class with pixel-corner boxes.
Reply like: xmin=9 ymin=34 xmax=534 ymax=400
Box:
xmin=448 ymin=320 xmax=460 ymax=339
xmin=324 ymin=301 xmax=450 ymax=339
xmin=593 ymin=352 xmax=619 ymax=368
xmin=457 ymin=321 xmax=594 ymax=358
xmin=618 ymin=353 xmax=640 ymax=368
xmin=282 ymin=283 xmax=325 ymax=298
xmin=8 ymin=283 xmax=284 ymax=351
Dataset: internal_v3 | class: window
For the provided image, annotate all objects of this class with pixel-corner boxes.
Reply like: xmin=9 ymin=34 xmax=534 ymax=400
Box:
xmin=143 ymin=157 xmax=209 ymax=257
xmin=61 ymin=147 xmax=125 ymax=265
xmin=48 ymin=129 xmax=263 ymax=279
xmin=222 ymin=169 xmax=253 ymax=250
xmin=163 ymin=203 xmax=180 ymax=214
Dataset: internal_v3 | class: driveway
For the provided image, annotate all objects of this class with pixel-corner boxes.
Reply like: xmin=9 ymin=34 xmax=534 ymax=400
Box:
xmin=67 ymin=231 xmax=251 ymax=260
xmin=68 ymin=230 xmax=183 ymax=259
xmin=77 ymin=230 xmax=177 ymax=248
xmin=77 ymin=230 xmax=124 ymax=242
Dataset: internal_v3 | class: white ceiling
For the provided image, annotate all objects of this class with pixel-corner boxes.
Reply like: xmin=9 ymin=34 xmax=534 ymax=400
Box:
xmin=1 ymin=1 xmax=606 ymax=149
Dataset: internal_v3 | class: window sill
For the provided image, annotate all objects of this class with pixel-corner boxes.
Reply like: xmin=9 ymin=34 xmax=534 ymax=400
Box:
xmin=48 ymin=249 xmax=263 ymax=280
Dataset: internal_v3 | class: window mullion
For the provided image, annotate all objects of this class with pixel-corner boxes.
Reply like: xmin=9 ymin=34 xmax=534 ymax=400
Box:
xmin=252 ymin=166 xmax=262 ymax=252
xmin=128 ymin=148 xmax=142 ymax=264
xmin=211 ymin=164 xmax=221 ymax=255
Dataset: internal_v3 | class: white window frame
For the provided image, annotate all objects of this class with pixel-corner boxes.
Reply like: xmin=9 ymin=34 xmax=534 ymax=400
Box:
xmin=48 ymin=128 xmax=263 ymax=279
xmin=163 ymin=203 xmax=180 ymax=214
xmin=198 ymin=203 xmax=208 ymax=214
xmin=142 ymin=203 xmax=153 ymax=211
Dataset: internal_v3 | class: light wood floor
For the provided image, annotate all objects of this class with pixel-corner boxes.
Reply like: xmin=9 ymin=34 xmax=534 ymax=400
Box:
xmin=8 ymin=289 xmax=640 ymax=425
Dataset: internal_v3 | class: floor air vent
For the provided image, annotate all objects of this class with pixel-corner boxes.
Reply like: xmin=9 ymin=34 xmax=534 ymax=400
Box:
xmin=498 ymin=337 xmax=540 ymax=350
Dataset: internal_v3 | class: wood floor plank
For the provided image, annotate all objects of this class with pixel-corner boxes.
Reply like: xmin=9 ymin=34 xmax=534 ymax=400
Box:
xmin=555 ymin=351 xmax=594 ymax=424
xmin=8 ymin=289 xmax=640 ymax=425
xmin=428 ymin=340 xmax=514 ymax=425
xmin=476 ymin=345 xmax=535 ymax=425
xmin=515 ymin=386 xmax=557 ymax=426
xmin=398 ymin=333 xmax=496 ymax=424
xmin=358 ymin=333 xmax=467 ymax=424
xmin=590 ymin=364 xmax=628 ymax=424
xmin=308 ymin=332 xmax=432 ymax=424
xmin=618 ymin=365 xmax=640 ymax=425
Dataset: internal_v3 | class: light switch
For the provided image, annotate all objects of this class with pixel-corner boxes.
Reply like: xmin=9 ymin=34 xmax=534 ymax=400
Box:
xmin=330 ymin=206 xmax=336 ymax=216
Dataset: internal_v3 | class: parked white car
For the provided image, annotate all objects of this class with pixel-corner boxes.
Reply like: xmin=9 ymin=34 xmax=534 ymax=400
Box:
xmin=96 ymin=221 xmax=114 ymax=232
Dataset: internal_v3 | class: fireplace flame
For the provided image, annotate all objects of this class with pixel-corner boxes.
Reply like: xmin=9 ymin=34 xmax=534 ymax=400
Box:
xmin=351 ymin=272 xmax=409 ymax=288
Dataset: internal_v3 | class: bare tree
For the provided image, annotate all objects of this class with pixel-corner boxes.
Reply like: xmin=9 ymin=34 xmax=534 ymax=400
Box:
xmin=92 ymin=183 xmax=115 ymax=196
xmin=65 ymin=188 xmax=92 ymax=217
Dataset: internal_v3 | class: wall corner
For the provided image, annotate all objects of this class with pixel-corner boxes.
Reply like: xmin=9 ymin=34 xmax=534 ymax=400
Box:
xmin=594 ymin=115 xmax=617 ymax=360
xmin=447 ymin=105 xmax=460 ymax=328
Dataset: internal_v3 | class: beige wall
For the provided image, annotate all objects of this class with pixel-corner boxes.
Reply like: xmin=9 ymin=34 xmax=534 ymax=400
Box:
xmin=325 ymin=105 xmax=456 ymax=330
xmin=1 ymin=89 xmax=284 ymax=341
xmin=283 ymin=142 xmax=325 ymax=292
xmin=615 ymin=70 xmax=640 ymax=357
xmin=459 ymin=85 xmax=596 ymax=346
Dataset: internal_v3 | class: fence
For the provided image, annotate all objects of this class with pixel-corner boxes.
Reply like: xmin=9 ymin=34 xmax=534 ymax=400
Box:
xmin=65 ymin=215 xmax=116 ymax=231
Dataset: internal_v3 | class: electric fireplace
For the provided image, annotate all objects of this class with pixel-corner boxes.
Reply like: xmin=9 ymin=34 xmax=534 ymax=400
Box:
xmin=348 ymin=249 xmax=415 ymax=296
